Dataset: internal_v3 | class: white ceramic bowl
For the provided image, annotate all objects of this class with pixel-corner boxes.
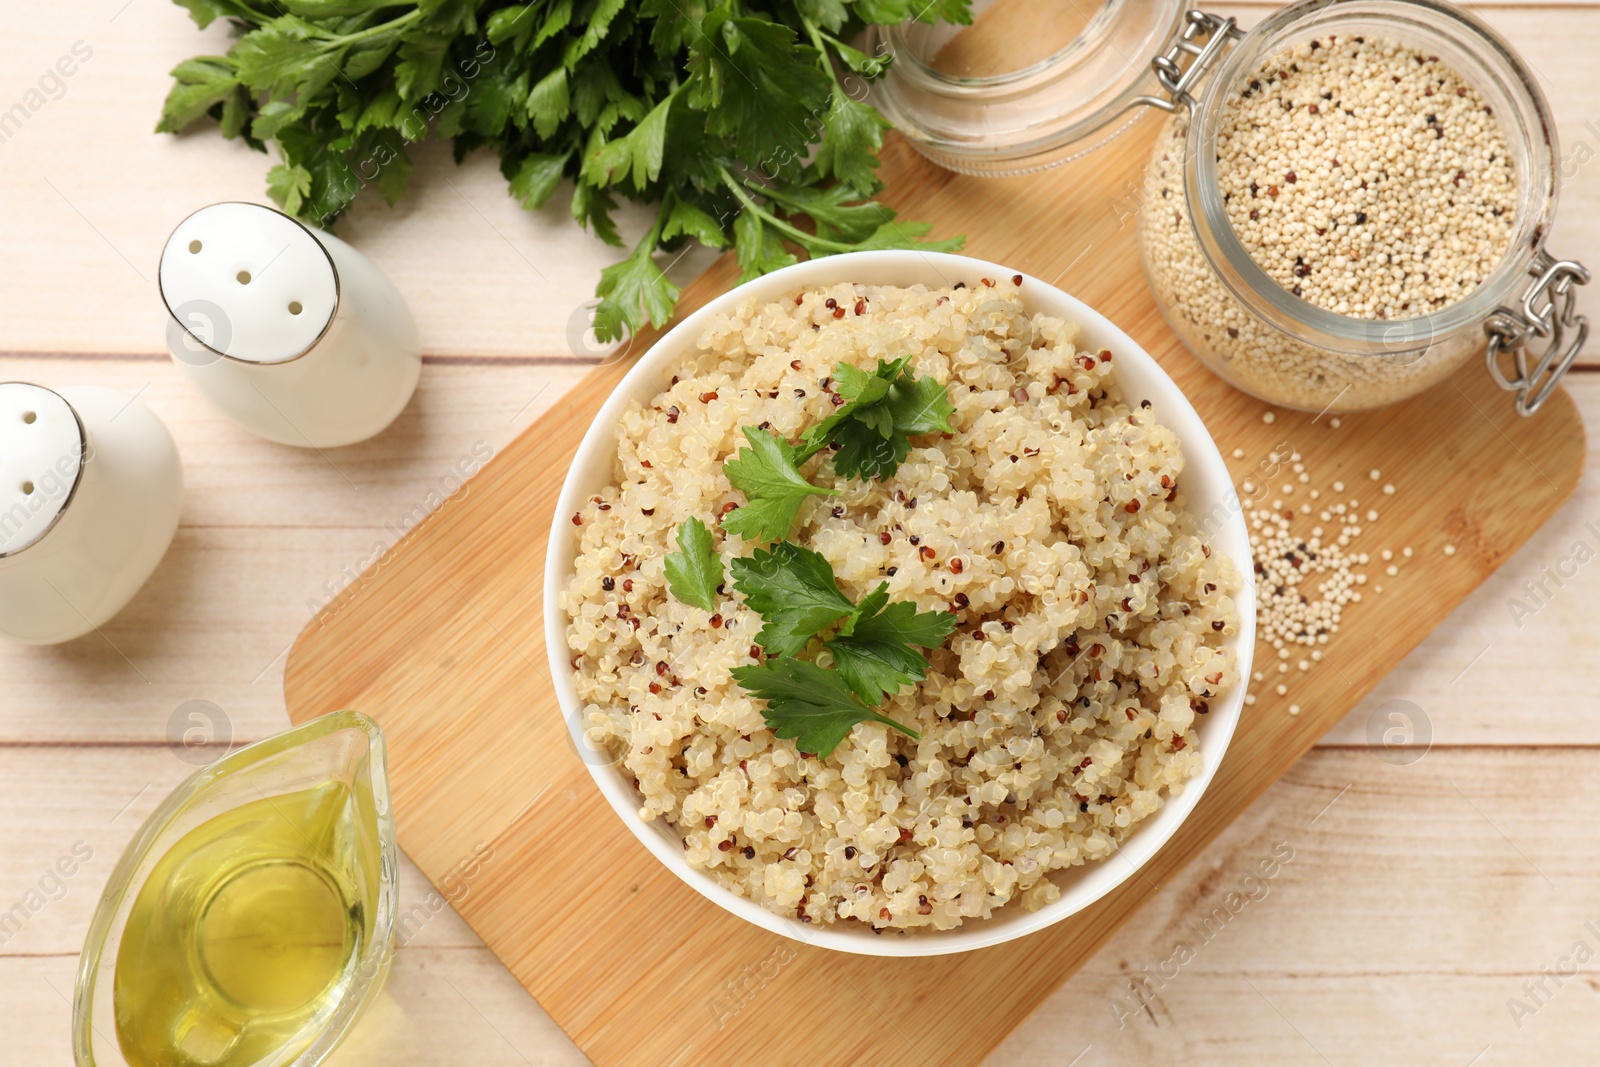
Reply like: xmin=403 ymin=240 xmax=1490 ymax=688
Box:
xmin=545 ymin=251 xmax=1254 ymax=956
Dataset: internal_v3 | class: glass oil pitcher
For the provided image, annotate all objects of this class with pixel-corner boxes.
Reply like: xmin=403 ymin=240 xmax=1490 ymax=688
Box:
xmin=74 ymin=711 xmax=398 ymax=1067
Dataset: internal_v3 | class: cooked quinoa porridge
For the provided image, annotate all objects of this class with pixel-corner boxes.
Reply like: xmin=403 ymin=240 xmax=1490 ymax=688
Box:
xmin=561 ymin=280 xmax=1240 ymax=930
xmin=1141 ymin=35 xmax=1518 ymax=410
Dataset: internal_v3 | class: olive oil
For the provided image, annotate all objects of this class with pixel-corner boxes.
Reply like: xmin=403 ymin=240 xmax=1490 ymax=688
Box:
xmin=113 ymin=781 xmax=379 ymax=1067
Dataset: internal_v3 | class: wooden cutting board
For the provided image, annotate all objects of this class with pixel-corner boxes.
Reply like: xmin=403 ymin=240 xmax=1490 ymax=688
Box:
xmin=283 ymin=114 xmax=1586 ymax=1063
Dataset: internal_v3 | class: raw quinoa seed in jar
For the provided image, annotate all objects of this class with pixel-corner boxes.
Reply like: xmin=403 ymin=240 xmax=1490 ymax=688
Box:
xmin=869 ymin=0 xmax=1590 ymax=415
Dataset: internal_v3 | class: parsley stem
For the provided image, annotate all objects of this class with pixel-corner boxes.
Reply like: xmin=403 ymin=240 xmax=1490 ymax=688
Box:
xmin=802 ymin=20 xmax=844 ymax=93
xmin=716 ymin=166 xmax=862 ymax=255
xmin=332 ymin=8 xmax=423 ymax=45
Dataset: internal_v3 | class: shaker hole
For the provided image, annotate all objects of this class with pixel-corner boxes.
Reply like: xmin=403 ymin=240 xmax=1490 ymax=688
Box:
xmin=237 ymin=270 xmax=252 ymax=285
xmin=288 ymin=301 xmax=303 ymax=316
xmin=20 ymin=481 xmax=34 ymax=496
xmin=21 ymin=411 xmax=36 ymax=425
xmin=188 ymin=239 xmax=202 ymax=254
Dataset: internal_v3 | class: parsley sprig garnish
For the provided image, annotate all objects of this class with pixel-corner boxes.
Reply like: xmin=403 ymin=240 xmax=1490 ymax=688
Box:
xmin=662 ymin=516 xmax=722 ymax=612
xmin=721 ymin=428 xmax=836 ymax=544
xmin=658 ymin=357 xmax=957 ymax=757
xmin=731 ymin=657 xmax=920 ymax=761
xmin=803 ymin=357 xmax=958 ymax=481
xmin=826 ymin=584 xmax=957 ymax=703
xmin=730 ymin=542 xmax=954 ymax=756
xmin=661 ymin=528 xmax=955 ymax=756
xmin=722 ymin=358 xmax=955 ymax=544
xmin=729 ymin=542 xmax=856 ymax=657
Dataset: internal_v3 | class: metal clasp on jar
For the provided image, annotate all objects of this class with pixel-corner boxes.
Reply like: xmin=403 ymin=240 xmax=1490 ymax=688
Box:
xmin=1129 ymin=10 xmax=1243 ymax=113
xmin=1485 ymin=251 xmax=1592 ymax=416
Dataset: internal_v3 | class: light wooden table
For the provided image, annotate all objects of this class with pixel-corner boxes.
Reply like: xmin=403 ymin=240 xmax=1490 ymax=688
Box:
xmin=3 ymin=3 xmax=1597 ymax=1064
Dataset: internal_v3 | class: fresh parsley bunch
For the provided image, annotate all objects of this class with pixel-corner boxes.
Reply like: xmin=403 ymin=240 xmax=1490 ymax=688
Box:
xmin=158 ymin=0 xmax=971 ymax=341
xmin=661 ymin=358 xmax=957 ymax=757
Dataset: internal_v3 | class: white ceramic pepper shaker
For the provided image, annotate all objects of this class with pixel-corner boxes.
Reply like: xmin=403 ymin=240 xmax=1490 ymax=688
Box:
xmin=160 ymin=202 xmax=420 ymax=448
xmin=0 ymin=383 xmax=182 ymax=645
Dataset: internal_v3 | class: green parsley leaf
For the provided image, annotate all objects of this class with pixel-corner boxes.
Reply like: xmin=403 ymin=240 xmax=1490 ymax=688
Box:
xmin=276 ymin=120 xmax=360 ymax=222
xmin=281 ymin=0 xmax=389 ymax=16
xmin=394 ymin=33 xmax=449 ymax=101
xmin=233 ymin=17 xmax=334 ymax=99
xmin=266 ymin=162 xmax=313 ymax=217
xmin=582 ymin=91 xmax=673 ymax=189
xmin=763 ymin=180 xmax=888 ymax=245
xmin=351 ymin=87 xmax=400 ymax=134
xmin=688 ymin=13 xmax=831 ymax=182
xmin=564 ymin=0 xmax=628 ymax=69
xmin=343 ymin=40 xmax=396 ymax=81
xmin=794 ymin=0 xmax=848 ymax=33
xmin=527 ymin=67 xmax=571 ymax=139
xmin=533 ymin=0 xmax=574 ymax=49
xmin=855 ymin=0 xmax=973 ymax=24
xmin=660 ymin=198 xmax=730 ymax=250
xmin=251 ymin=98 xmax=301 ymax=140
xmin=593 ymin=214 xmax=680 ymax=342
xmin=732 ymin=208 xmax=798 ymax=283
xmin=721 ymin=427 xmax=835 ymax=544
xmin=844 ymin=219 xmax=966 ymax=255
xmin=486 ymin=4 xmax=537 ymax=48
xmin=827 ymin=587 xmax=957 ymax=702
xmin=799 ymin=356 xmax=906 ymax=453
xmin=357 ymin=128 xmax=413 ymax=206
xmin=729 ymin=541 xmax=854 ymax=657
xmin=799 ymin=358 xmax=955 ymax=481
xmin=834 ymin=367 xmax=955 ymax=481
xmin=156 ymin=57 xmax=241 ymax=133
xmin=571 ymin=179 xmax=622 ymax=247
xmin=463 ymin=62 xmax=529 ymax=136
xmin=217 ymin=83 xmax=255 ymax=142
xmin=732 ymin=657 xmax=920 ymax=759
xmin=815 ymin=94 xmax=891 ymax=195
xmin=825 ymin=36 xmax=888 ymax=78
xmin=663 ymin=517 xmax=722 ymax=612
xmin=885 ymin=369 xmax=959 ymax=436
xmin=506 ymin=150 xmax=570 ymax=211
xmin=171 ymin=0 xmax=253 ymax=30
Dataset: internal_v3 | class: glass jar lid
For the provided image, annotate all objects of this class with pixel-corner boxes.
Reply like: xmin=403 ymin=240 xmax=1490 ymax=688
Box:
xmin=865 ymin=0 xmax=1186 ymax=175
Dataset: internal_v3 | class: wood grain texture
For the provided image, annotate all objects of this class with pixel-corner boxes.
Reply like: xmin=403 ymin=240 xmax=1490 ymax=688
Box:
xmin=282 ymin=110 xmax=1586 ymax=1066
xmin=11 ymin=745 xmax=1600 ymax=1067
xmin=1 ymin=3 xmax=1597 ymax=1065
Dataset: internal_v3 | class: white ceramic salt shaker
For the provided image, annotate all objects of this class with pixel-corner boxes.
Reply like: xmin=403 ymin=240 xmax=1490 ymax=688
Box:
xmin=0 ymin=383 xmax=183 ymax=645
xmin=160 ymin=202 xmax=420 ymax=448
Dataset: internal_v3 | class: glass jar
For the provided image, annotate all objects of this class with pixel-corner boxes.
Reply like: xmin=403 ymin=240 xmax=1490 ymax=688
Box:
xmin=869 ymin=0 xmax=1589 ymax=415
